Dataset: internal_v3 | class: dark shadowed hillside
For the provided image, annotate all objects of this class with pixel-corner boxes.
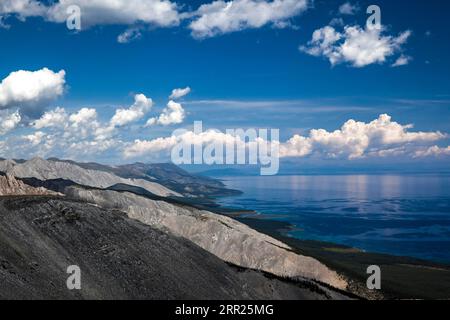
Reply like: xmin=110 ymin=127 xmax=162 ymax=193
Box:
xmin=0 ymin=196 xmax=349 ymax=300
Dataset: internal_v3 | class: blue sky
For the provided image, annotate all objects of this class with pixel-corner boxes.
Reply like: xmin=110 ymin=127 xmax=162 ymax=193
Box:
xmin=0 ymin=0 xmax=449 ymax=172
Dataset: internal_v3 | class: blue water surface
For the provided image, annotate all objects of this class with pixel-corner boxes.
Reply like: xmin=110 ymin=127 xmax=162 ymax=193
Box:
xmin=216 ymin=175 xmax=450 ymax=264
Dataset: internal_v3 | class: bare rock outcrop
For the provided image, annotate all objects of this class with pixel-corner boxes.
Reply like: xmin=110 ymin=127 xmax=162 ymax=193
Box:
xmin=0 ymin=174 xmax=59 ymax=196
xmin=0 ymin=158 xmax=180 ymax=197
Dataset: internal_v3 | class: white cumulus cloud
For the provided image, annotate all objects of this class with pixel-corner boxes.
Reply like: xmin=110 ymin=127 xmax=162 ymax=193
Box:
xmin=300 ymin=24 xmax=412 ymax=67
xmin=46 ymin=0 xmax=180 ymax=28
xmin=27 ymin=94 xmax=154 ymax=152
xmin=126 ymin=114 xmax=447 ymax=160
xmin=32 ymin=107 xmax=68 ymax=129
xmin=414 ymin=146 xmax=450 ymax=158
xmin=124 ymin=129 xmax=244 ymax=158
xmin=69 ymin=107 xmax=97 ymax=126
xmin=338 ymin=2 xmax=359 ymax=15
xmin=391 ymin=54 xmax=412 ymax=67
xmin=280 ymin=114 xmax=445 ymax=159
xmin=117 ymin=28 xmax=142 ymax=43
xmin=110 ymin=94 xmax=153 ymax=127
xmin=146 ymin=100 xmax=185 ymax=126
xmin=67 ymin=107 xmax=101 ymax=139
xmin=24 ymin=131 xmax=46 ymax=146
xmin=0 ymin=68 xmax=66 ymax=114
xmin=0 ymin=110 xmax=21 ymax=135
xmin=1 ymin=0 xmax=181 ymax=39
xmin=0 ymin=0 xmax=46 ymax=19
xmin=2 ymin=0 xmax=315 ymax=41
xmin=124 ymin=136 xmax=178 ymax=158
xmin=189 ymin=0 xmax=310 ymax=38
xmin=169 ymin=87 xmax=191 ymax=100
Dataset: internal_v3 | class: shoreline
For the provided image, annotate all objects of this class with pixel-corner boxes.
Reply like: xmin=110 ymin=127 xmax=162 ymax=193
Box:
xmin=234 ymin=215 xmax=450 ymax=299
xmin=208 ymin=195 xmax=450 ymax=300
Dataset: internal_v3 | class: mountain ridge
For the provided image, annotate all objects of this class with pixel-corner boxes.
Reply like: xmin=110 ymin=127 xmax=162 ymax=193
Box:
xmin=0 ymin=158 xmax=180 ymax=198
xmin=0 ymin=157 xmax=348 ymax=294
xmin=0 ymin=173 xmax=59 ymax=196
xmin=46 ymin=157 xmax=242 ymax=197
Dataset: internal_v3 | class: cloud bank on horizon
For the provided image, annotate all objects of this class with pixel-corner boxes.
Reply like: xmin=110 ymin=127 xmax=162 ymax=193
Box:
xmin=123 ymin=113 xmax=448 ymax=161
xmin=0 ymin=67 xmax=448 ymax=163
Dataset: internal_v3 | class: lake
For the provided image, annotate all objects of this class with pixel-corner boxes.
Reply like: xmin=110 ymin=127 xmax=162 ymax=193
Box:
xmin=216 ymin=175 xmax=450 ymax=264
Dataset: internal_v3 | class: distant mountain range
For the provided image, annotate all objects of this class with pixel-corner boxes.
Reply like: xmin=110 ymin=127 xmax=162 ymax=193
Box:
xmin=48 ymin=158 xmax=243 ymax=197
xmin=0 ymin=157 xmax=349 ymax=300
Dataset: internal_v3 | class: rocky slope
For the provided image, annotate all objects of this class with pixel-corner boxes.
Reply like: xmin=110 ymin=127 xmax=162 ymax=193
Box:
xmin=0 ymin=196 xmax=349 ymax=300
xmin=48 ymin=158 xmax=241 ymax=197
xmin=0 ymin=158 xmax=180 ymax=198
xmin=0 ymin=157 xmax=348 ymax=292
xmin=0 ymin=173 xmax=58 ymax=196
xmin=66 ymin=187 xmax=347 ymax=290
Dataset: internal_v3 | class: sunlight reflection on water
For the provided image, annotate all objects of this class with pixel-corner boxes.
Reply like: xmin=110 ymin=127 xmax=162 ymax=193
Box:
xmin=217 ymin=175 xmax=450 ymax=263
